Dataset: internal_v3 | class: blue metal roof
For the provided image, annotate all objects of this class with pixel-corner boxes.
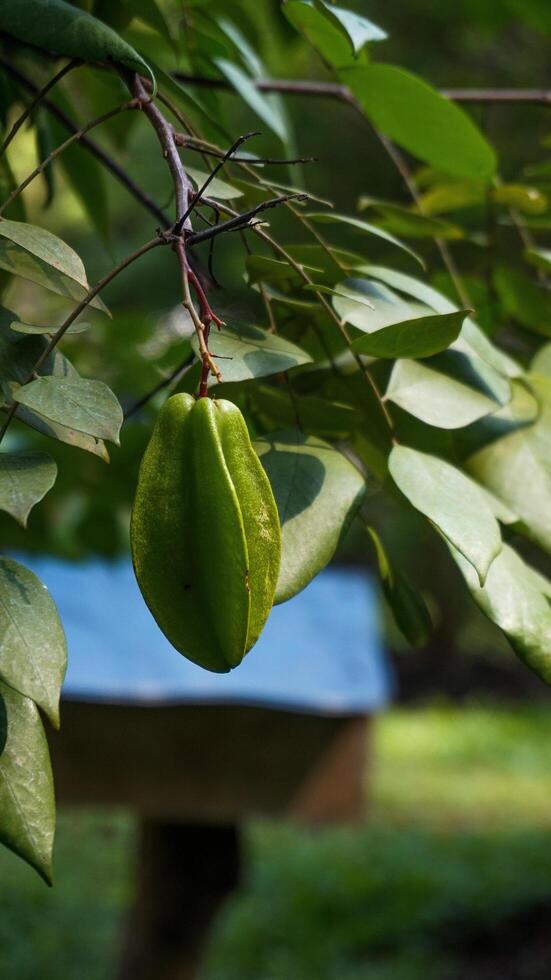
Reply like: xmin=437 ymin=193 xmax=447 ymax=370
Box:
xmin=19 ymin=557 xmax=392 ymax=715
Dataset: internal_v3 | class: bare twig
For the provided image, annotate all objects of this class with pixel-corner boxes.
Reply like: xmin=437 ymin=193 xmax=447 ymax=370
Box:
xmin=174 ymin=240 xmax=221 ymax=396
xmin=0 ymin=236 xmax=164 ymax=446
xmin=180 ymin=136 xmax=317 ymax=166
xmin=0 ymin=58 xmax=80 ymax=158
xmin=186 ymin=193 xmax=308 ymax=248
xmin=174 ymin=73 xmax=551 ymax=107
xmin=122 ymin=74 xmax=226 ymax=394
xmin=174 ymin=130 xmax=259 ymax=234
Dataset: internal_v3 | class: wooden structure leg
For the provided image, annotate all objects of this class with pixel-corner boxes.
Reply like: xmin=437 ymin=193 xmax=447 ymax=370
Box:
xmin=115 ymin=820 xmax=241 ymax=980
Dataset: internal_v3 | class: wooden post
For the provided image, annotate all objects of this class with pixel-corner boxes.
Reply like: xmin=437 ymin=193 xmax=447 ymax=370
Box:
xmin=115 ymin=820 xmax=241 ymax=980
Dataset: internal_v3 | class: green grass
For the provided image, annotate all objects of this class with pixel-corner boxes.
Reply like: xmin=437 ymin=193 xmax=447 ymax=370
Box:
xmin=372 ymin=704 xmax=551 ymax=831
xmin=2 ymin=705 xmax=551 ymax=979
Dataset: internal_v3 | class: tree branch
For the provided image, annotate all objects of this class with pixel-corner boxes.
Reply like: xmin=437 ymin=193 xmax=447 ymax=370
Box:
xmin=186 ymin=193 xmax=308 ymax=248
xmin=179 ymin=135 xmax=317 ymax=166
xmin=173 ymin=74 xmax=551 ymax=106
xmin=131 ymin=74 xmax=193 ymax=228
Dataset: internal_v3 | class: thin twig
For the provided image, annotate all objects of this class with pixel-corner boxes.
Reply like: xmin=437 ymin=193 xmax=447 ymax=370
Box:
xmin=181 ymin=136 xmax=317 ymax=166
xmin=0 ymin=58 xmax=169 ymax=227
xmin=173 ymin=73 xmax=551 ymax=106
xmin=123 ymin=73 xmax=224 ymax=395
xmin=0 ymin=236 xmax=164 ymax=446
xmin=174 ymin=131 xmax=259 ymax=234
xmin=0 ymin=58 xmax=80 ymax=158
xmin=124 ymin=351 xmax=195 ymax=419
xmin=174 ymin=240 xmax=221 ymax=395
xmin=186 ymin=193 xmax=308 ymax=247
xmin=0 ymin=100 xmax=135 ymax=214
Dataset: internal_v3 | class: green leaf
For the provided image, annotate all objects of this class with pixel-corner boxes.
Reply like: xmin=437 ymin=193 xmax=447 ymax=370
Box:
xmin=0 ymin=693 xmax=6 ymax=757
xmin=10 ymin=319 xmax=91 ymax=335
xmin=246 ymin=254 xmax=322 ymax=285
xmin=0 ymin=0 xmax=155 ymax=90
xmin=0 ymin=680 xmax=54 ymax=884
xmin=255 ymin=429 xmax=366 ymax=603
xmin=351 ymin=310 xmax=467 ymax=359
xmin=358 ymin=200 xmax=464 ymax=240
xmin=0 ymin=154 xmax=26 ymax=223
xmin=342 ymin=65 xmax=496 ymax=180
xmin=367 ymin=526 xmax=432 ymax=646
xmin=306 ymin=212 xmax=424 ymax=266
xmin=314 ymin=1 xmax=387 ymax=53
xmin=532 ymin=344 xmax=551 ymax=377
xmin=14 ymin=405 xmax=109 ymax=460
xmin=13 ymin=377 xmax=123 ymax=445
xmin=323 ymin=372 xmax=393 ymax=481
xmin=125 ymin=0 xmax=173 ymax=48
xmin=146 ymin=60 xmax=228 ymax=142
xmin=389 ymin=445 xmax=501 ymax=583
xmin=216 ymin=17 xmax=264 ymax=75
xmin=256 ymin=283 xmax=318 ymax=310
xmin=492 ymin=183 xmax=548 ymax=215
xmin=283 ymin=0 xmax=362 ymax=68
xmin=455 ymin=379 xmax=539 ymax=458
xmin=417 ymin=179 xmax=485 ymax=215
xmin=331 ymin=277 xmax=418 ymax=331
xmin=0 ymin=557 xmax=66 ymax=727
xmin=0 ymin=219 xmax=107 ymax=312
xmin=214 ymin=58 xmax=289 ymax=143
xmin=0 ymin=317 xmax=108 ymax=458
xmin=0 ymin=312 xmax=78 ymax=386
xmin=452 ymin=544 xmax=551 ymax=686
xmin=467 ymin=375 xmax=551 ymax=554
xmin=187 ymin=165 xmax=243 ymax=201
xmin=0 ymin=452 xmax=57 ymax=527
xmin=191 ymin=323 xmax=312 ymax=385
xmin=386 ymin=355 xmax=508 ymax=429
xmin=478 ymin=485 xmax=519 ymax=526
xmin=251 ymin=385 xmax=359 ymax=438
xmin=34 ymin=109 xmax=56 ymax=207
xmin=215 ymin=18 xmax=296 ymax=152
xmin=494 ymin=267 xmax=551 ymax=338
xmin=363 ymin=264 xmax=521 ymax=378
xmin=525 ymin=248 xmax=551 ymax=273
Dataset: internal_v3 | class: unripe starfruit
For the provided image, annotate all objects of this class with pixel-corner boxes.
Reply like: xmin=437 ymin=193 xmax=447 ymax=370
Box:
xmin=131 ymin=394 xmax=281 ymax=672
